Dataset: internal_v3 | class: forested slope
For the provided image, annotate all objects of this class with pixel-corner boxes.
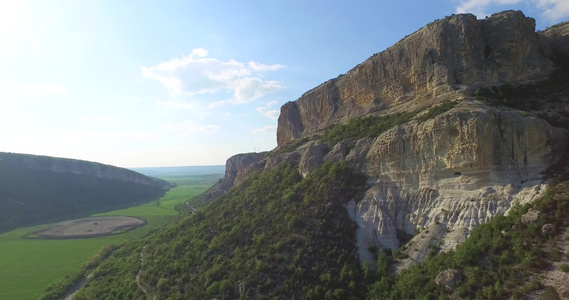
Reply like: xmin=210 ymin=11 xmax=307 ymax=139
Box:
xmin=0 ymin=153 xmax=170 ymax=231
xmin=75 ymin=162 xmax=369 ymax=299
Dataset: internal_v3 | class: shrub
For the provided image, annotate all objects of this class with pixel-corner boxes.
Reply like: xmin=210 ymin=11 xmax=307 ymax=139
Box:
xmin=542 ymin=286 xmax=561 ymax=300
xmin=320 ymin=111 xmax=417 ymax=146
xmin=416 ymin=101 xmax=456 ymax=123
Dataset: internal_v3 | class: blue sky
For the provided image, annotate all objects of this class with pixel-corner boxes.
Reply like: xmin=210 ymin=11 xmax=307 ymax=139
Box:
xmin=1 ymin=0 xmax=568 ymax=167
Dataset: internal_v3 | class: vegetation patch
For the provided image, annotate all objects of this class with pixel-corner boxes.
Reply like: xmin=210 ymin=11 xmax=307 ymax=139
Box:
xmin=37 ymin=244 xmax=118 ymax=300
xmin=415 ymin=101 xmax=457 ymax=123
xmin=545 ymin=21 xmax=569 ymax=31
xmin=320 ymin=111 xmax=417 ymax=146
xmin=0 ymin=152 xmax=170 ymax=233
xmin=272 ymin=137 xmax=310 ymax=156
xmin=74 ymin=161 xmax=369 ymax=299
xmin=0 ymin=172 xmax=214 ymax=300
xmin=319 ymin=101 xmax=457 ymax=148
xmin=473 ymin=50 xmax=569 ymax=112
xmin=367 ymin=180 xmax=569 ymax=300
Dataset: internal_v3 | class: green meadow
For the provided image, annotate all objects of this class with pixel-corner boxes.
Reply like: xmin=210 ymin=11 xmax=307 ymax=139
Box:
xmin=0 ymin=170 xmax=222 ymax=300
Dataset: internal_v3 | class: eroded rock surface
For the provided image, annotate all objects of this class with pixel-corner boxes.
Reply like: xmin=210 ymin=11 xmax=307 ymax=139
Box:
xmin=204 ymin=10 xmax=569 ymax=271
xmin=435 ymin=269 xmax=463 ymax=290
xmin=277 ymin=11 xmax=555 ymax=145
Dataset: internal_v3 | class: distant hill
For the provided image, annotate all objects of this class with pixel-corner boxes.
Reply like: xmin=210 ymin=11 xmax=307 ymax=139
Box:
xmin=0 ymin=152 xmax=172 ymax=232
xmin=131 ymin=165 xmax=225 ymax=177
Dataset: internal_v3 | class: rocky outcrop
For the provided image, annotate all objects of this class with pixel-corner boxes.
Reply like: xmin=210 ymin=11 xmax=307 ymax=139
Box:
xmin=206 ymin=10 xmax=569 ymax=270
xmin=225 ymin=152 xmax=267 ymax=186
xmin=343 ymin=102 xmax=567 ymax=265
xmin=435 ymin=269 xmax=463 ymax=290
xmin=277 ymin=11 xmax=555 ymax=145
xmin=194 ymin=152 xmax=268 ymax=204
xmin=541 ymin=22 xmax=569 ymax=56
xmin=209 ymin=100 xmax=567 ymax=267
xmin=521 ymin=208 xmax=541 ymax=224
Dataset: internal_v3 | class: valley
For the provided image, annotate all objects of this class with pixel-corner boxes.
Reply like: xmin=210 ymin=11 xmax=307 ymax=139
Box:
xmin=1 ymin=8 xmax=568 ymax=300
xmin=0 ymin=167 xmax=223 ymax=300
xmin=71 ymin=11 xmax=569 ymax=299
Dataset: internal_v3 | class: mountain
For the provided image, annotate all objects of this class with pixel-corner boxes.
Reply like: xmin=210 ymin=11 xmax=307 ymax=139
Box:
xmin=277 ymin=10 xmax=558 ymax=144
xmin=204 ymin=10 xmax=569 ymax=265
xmin=74 ymin=11 xmax=569 ymax=299
xmin=0 ymin=152 xmax=171 ymax=232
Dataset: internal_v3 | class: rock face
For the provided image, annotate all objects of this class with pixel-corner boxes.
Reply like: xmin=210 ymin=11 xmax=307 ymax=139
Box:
xmin=195 ymin=152 xmax=268 ymax=204
xmin=208 ymin=10 xmax=569 ymax=270
xmin=343 ymin=103 xmax=567 ymax=265
xmin=225 ymin=152 xmax=267 ymax=186
xmin=541 ymin=22 xmax=569 ymax=56
xmin=277 ymin=11 xmax=554 ymax=145
xmin=435 ymin=269 xmax=463 ymax=290
xmin=521 ymin=208 xmax=541 ymax=224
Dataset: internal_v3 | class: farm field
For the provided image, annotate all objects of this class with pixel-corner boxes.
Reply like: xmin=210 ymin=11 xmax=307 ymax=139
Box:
xmin=0 ymin=167 xmax=223 ymax=300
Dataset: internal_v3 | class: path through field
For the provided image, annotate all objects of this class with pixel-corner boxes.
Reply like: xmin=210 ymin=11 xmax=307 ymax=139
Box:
xmin=62 ymin=272 xmax=93 ymax=300
xmin=136 ymin=246 xmax=156 ymax=300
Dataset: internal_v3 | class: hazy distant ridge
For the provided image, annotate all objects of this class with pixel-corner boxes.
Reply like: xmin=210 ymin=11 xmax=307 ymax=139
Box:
xmin=0 ymin=152 xmax=171 ymax=232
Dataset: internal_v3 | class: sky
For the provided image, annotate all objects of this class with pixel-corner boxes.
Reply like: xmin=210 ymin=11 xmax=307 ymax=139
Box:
xmin=0 ymin=0 xmax=568 ymax=168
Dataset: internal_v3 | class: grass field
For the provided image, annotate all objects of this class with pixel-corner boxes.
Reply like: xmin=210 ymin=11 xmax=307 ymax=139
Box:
xmin=0 ymin=170 xmax=222 ymax=300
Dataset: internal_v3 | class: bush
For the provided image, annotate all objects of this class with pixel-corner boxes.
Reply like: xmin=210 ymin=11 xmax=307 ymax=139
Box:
xmin=416 ymin=101 xmax=456 ymax=123
xmin=542 ymin=286 xmax=561 ymax=300
xmin=320 ymin=111 xmax=417 ymax=146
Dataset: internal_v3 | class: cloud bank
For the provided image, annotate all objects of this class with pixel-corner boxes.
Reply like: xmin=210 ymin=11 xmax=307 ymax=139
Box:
xmin=252 ymin=125 xmax=277 ymax=134
xmin=142 ymin=49 xmax=285 ymax=105
xmin=162 ymin=120 xmax=219 ymax=137
xmin=256 ymin=100 xmax=279 ymax=120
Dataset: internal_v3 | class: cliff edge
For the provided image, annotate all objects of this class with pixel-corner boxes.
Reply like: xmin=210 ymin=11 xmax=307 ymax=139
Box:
xmin=277 ymin=11 xmax=555 ymax=145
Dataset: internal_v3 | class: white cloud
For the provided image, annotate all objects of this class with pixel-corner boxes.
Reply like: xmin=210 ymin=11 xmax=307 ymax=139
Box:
xmin=248 ymin=61 xmax=285 ymax=71
xmin=21 ymin=84 xmax=67 ymax=97
xmin=256 ymin=106 xmax=279 ymax=120
xmin=155 ymin=100 xmax=195 ymax=111
xmin=209 ymin=99 xmax=232 ymax=108
xmin=266 ymin=100 xmax=278 ymax=107
xmin=252 ymin=125 xmax=277 ymax=134
xmin=80 ymin=116 xmax=124 ymax=127
xmin=142 ymin=48 xmax=285 ymax=104
xmin=456 ymin=0 xmax=522 ymax=17
xmin=456 ymin=0 xmax=569 ymax=21
xmin=162 ymin=120 xmax=219 ymax=137
xmin=234 ymin=78 xmax=284 ymax=104
xmin=536 ymin=0 xmax=569 ymax=21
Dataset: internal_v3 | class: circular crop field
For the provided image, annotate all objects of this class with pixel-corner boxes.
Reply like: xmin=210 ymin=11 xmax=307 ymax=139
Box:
xmin=36 ymin=216 xmax=146 ymax=239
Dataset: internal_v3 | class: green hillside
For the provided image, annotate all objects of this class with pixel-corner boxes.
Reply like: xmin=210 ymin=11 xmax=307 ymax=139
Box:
xmin=74 ymin=161 xmax=369 ymax=299
xmin=70 ymin=166 xmax=569 ymax=300
xmin=0 ymin=153 xmax=171 ymax=232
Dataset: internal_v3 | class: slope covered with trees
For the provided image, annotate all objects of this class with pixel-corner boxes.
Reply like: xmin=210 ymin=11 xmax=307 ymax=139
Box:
xmin=0 ymin=153 xmax=170 ymax=232
xmin=75 ymin=162 xmax=369 ymax=299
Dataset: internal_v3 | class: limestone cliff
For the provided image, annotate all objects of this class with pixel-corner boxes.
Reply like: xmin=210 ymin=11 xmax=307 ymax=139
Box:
xmin=277 ymin=11 xmax=555 ymax=145
xmin=541 ymin=22 xmax=569 ymax=56
xmin=194 ymin=152 xmax=268 ymax=204
xmin=208 ymin=11 xmax=569 ymax=269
